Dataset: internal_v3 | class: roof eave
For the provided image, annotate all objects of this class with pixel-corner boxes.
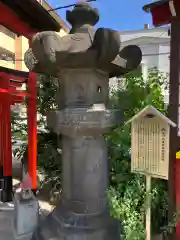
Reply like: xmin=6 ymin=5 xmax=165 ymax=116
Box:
xmin=143 ymin=0 xmax=169 ymax=12
xmin=0 ymin=0 xmax=61 ymax=32
xmin=41 ymin=0 xmax=70 ymax=33
xmin=126 ymin=105 xmax=176 ymax=127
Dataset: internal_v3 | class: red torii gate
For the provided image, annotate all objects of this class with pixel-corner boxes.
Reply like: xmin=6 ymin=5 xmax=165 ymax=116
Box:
xmin=0 ymin=0 xmax=61 ymax=202
xmin=143 ymin=0 xmax=180 ymax=239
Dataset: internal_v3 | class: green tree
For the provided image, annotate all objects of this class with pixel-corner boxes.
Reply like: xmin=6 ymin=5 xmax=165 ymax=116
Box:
xmin=12 ymin=73 xmax=62 ymax=196
xmin=107 ymin=68 xmax=168 ymax=239
xmin=12 ymin=74 xmax=61 ymax=176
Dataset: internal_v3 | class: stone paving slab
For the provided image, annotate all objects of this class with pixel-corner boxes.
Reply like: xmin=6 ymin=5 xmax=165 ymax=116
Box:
xmin=0 ymin=202 xmax=17 ymax=240
xmin=0 ymin=200 xmax=53 ymax=240
xmin=0 ymin=179 xmax=55 ymax=239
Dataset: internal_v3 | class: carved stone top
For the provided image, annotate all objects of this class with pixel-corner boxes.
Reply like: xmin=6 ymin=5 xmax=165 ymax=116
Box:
xmin=66 ymin=2 xmax=99 ymax=27
xmin=24 ymin=3 xmax=142 ymax=78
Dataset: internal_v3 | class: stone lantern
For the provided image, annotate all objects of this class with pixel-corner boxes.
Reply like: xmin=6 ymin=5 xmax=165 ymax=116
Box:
xmin=24 ymin=2 xmax=142 ymax=240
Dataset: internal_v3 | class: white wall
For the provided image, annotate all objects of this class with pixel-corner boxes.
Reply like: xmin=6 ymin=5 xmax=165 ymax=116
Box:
xmin=158 ymin=44 xmax=170 ymax=73
xmin=120 ymin=27 xmax=169 ymax=42
xmin=110 ymin=27 xmax=170 ymax=104
xmin=141 ymin=44 xmax=160 ymax=71
xmin=120 ymin=27 xmax=170 ymax=77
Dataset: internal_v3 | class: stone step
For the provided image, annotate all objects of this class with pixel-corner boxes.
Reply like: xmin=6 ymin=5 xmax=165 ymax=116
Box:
xmin=0 ymin=225 xmax=32 ymax=240
xmin=0 ymin=200 xmax=49 ymax=240
xmin=0 ymin=232 xmax=13 ymax=240
xmin=0 ymin=232 xmax=32 ymax=240
xmin=0 ymin=221 xmax=13 ymax=232
xmin=0 ymin=211 xmax=13 ymax=218
xmin=0 ymin=214 xmax=13 ymax=233
xmin=0 ymin=202 xmax=14 ymax=239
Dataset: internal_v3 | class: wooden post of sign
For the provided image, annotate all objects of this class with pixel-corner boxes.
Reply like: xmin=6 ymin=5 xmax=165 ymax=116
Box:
xmin=146 ymin=175 xmax=151 ymax=240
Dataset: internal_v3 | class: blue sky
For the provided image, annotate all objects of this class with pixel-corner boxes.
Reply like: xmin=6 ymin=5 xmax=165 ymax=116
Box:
xmin=48 ymin=0 xmax=153 ymax=31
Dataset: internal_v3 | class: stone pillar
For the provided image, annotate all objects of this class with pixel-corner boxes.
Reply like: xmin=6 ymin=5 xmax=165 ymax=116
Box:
xmin=61 ymin=135 xmax=109 ymax=214
xmin=34 ymin=69 xmax=120 ymax=239
xmin=58 ymin=69 xmax=111 ymax=218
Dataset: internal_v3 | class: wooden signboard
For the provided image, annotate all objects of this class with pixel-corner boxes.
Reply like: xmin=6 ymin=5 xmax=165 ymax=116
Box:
xmin=127 ymin=105 xmax=176 ymax=180
xmin=127 ymin=105 xmax=176 ymax=240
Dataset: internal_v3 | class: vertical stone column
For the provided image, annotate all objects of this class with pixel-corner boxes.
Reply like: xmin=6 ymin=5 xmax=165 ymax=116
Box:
xmin=32 ymin=69 xmax=121 ymax=240
xmin=57 ymin=70 xmax=110 ymax=218
xmin=61 ymin=135 xmax=109 ymax=215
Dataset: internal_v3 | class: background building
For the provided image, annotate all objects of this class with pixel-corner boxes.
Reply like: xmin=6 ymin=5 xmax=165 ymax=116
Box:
xmin=0 ymin=0 xmax=69 ymax=72
xmin=0 ymin=0 xmax=69 ymax=118
xmin=110 ymin=25 xmax=170 ymax=104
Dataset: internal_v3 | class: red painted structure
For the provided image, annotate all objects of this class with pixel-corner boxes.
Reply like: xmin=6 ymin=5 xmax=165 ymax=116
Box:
xmin=176 ymin=157 xmax=180 ymax=237
xmin=143 ymin=0 xmax=180 ymax=238
xmin=0 ymin=0 xmax=61 ymax=201
xmin=143 ymin=0 xmax=180 ymax=26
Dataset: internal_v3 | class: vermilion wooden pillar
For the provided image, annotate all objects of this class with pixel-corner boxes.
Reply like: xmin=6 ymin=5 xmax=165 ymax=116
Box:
xmin=142 ymin=2 xmax=180 ymax=239
xmin=0 ymin=73 xmax=13 ymax=202
xmin=0 ymin=0 xmax=60 ymax=200
xmin=27 ymin=70 xmax=37 ymax=191
xmin=0 ymin=69 xmax=37 ymax=201
xmin=169 ymin=18 xmax=180 ymax=239
xmin=0 ymin=87 xmax=3 ymax=172
xmin=176 ymin=158 xmax=180 ymax=237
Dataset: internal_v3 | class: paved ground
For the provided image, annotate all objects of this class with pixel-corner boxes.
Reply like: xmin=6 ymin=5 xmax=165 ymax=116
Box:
xmin=0 ymin=200 xmax=54 ymax=240
xmin=0 ymin=147 xmax=56 ymax=239
xmin=0 ymin=201 xmax=33 ymax=240
xmin=0 ymin=179 xmax=55 ymax=240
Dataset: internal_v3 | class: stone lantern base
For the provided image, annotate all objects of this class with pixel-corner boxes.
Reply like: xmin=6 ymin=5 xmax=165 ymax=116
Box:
xmin=32 ymin=206 xmax=121 ymax=240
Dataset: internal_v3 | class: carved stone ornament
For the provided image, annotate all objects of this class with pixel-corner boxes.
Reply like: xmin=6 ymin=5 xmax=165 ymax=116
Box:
xmin=24 ymin=2 xmax=142 ymax=78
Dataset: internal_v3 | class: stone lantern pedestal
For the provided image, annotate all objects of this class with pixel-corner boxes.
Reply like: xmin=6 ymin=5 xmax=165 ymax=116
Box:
xmin=24 ymin=2 xmax=142 ymax=239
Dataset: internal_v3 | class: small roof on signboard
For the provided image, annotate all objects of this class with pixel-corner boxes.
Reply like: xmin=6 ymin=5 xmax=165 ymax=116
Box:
xmin=126 ymin=105 xmax=176 ymax=127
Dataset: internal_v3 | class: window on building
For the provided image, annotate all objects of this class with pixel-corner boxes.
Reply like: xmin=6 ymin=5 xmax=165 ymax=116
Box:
xmin=0 ymin=47 xmax=15 ymax=63
xmin=168 ymin=28 xmax=171 ymax=37
xmin=0 ymin=25 xmax=16 ymax=39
